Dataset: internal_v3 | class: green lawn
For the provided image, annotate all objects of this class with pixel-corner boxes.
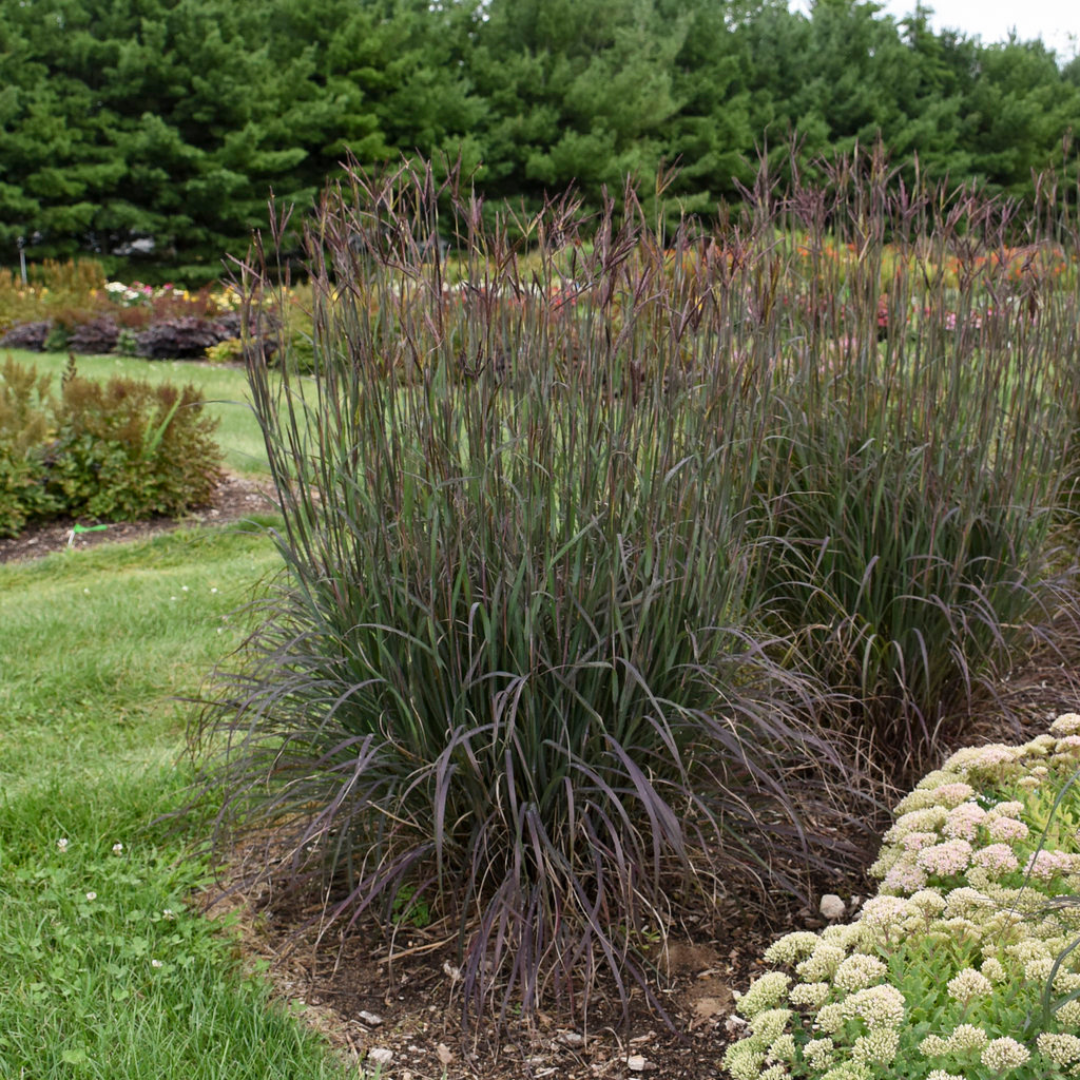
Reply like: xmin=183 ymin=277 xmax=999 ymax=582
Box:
xmin=0 ymin=523 xmax=349 ymax=1079
xmin=3 ymin=349 xmax=271 ymax=477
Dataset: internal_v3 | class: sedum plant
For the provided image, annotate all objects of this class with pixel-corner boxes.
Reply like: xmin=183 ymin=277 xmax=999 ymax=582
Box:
xmin=724 ymin=713 xmax=1080 ymax=1080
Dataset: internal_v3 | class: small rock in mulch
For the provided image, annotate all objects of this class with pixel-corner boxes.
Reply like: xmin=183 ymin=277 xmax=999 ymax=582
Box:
xmin=819 ymin=894 xmax=846 ymax=920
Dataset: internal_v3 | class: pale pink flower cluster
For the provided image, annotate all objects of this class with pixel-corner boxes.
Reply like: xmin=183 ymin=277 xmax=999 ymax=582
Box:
xmin=1050 ymin=713 xmax=1080 ymax=737
xmin=859 ymin=895 xmax=911 ymax=928
xmin=971 ymin=843 xmax=1020 ymax=874
xmin=916 ymin=839 xmax=973 ymax=877
xmin=943 ymin=802 xmax=987 ymax=841
xmin=942 ymin=743 xmax=1022 ymax=775
xmin=724 ymin=715 xmax=1080 ymax=1080
xmin=930 ymin=782 xmax=977 ymax=808
xmin=900 ymin=831 xmax=940 ymax=852
xmin=987 ymin=815 xmax=1029 ymax=843
xmin=894 ymin=782 xmax=976 ymax=814
xmin=882 ymin=860 xmax=928 ymax=893
xmin=886 ymin=806 xmax=948 ymax=842
xmin=1023 ymin=849 xmax=1078 ymax=882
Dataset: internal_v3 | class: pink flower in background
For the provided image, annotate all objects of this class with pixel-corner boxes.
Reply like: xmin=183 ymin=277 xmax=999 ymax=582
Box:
xmin=1024 ymin=850 xmax=1077 ymax=881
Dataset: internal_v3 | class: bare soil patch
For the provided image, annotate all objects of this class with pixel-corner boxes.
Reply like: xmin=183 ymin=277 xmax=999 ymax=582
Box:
xmin=202 ymin=877 xmax=827 ymax=1080
xmin=0 ymin=472 xmax=278 ymax=563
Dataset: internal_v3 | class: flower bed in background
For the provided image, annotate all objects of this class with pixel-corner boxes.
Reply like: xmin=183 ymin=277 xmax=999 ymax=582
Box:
xmin=0 ymin=259 xmax=287 ymax=362
xmin=724 ymin=714 xmax=1080 ymax=1079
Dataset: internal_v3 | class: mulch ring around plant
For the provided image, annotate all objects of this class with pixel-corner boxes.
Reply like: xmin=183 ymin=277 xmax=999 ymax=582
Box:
xmin=193 ymin=649 xmax=1080 ymax=1080
xmin=0 ymin=472 xmax=279 ymax=563
xmin=199 ymin=861 xmax=859 ymax=1080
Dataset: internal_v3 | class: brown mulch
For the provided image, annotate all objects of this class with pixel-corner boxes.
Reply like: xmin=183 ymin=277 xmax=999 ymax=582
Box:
xmin=0 ymin=472 xmax=279 ymax=563
xmin=202 ymin=873 xmax=828 ymax=1080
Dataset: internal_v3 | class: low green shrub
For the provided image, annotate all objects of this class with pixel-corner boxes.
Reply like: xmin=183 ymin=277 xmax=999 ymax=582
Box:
xmin=116 ymin=327 xmax=140 ymax=356
xmin=724 ymin=714 xmax=1080 ymax=1080
xmin=205 ymin=337 xmax=244 ymax=365
xmin=43 ymin=323 xmax=71 ymax=351
xmin=0 ymin=357 xmax=60 ymax=534
xmin=0 ymin=356 xmax=223 ymax=536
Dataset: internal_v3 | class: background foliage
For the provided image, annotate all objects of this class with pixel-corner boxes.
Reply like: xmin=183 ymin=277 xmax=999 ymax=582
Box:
xmin=2 ymin=0 xmax=1079 ymax=280
xmin=0 ymin=355 xmax=222 ymax=536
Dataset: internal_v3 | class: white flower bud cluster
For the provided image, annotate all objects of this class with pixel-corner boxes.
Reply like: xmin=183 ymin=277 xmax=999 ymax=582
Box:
xmin=980 ymin=1036 xmax=1030 ymax=1069
xmin=833 ymin=955 xmax=887 ymax=992
xmin=722 ymin=714 xmax=1080 ymax=1080
xmin=734 ymin=973 xmax=791 ymax=1020
xmin=1036 ymin=1032 xmax=1080 ymax=1066
xmin=946 ymin=967 xmax=993 ymax=1002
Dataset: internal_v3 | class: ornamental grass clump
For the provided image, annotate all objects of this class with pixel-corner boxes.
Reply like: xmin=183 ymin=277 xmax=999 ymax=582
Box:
xmin=194 ymin=162 xmax=863 ymax=1023
xmin=747 ymin=152 xmax=1080 ymax=766
xmin=724 ymin=712 xmax=1080 ymax=1080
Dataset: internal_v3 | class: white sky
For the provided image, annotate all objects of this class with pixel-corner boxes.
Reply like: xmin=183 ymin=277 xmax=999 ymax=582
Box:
xmin=797 ymin=0 xmax=1078 ymax=58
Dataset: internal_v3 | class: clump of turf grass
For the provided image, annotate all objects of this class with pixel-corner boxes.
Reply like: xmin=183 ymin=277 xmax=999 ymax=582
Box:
xmin=192 ymin=161 xmax=865 ymax=1027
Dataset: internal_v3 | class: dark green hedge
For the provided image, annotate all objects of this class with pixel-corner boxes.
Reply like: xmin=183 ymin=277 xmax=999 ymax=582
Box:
xmin=1 ymin=0 xmax=1078 ymax=278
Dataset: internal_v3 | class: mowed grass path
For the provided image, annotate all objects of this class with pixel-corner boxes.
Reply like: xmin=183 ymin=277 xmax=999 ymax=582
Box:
xmin=0 ymin=523 xmax=347 ymax=1078
xmin=4 ymin=349 xmax=272 ymax=477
